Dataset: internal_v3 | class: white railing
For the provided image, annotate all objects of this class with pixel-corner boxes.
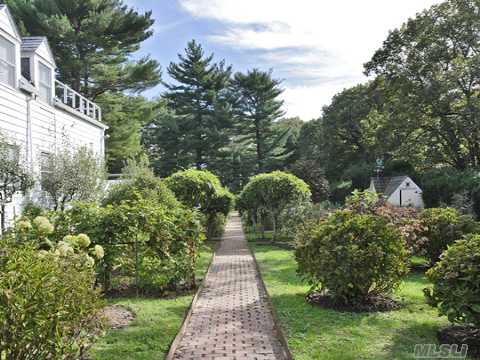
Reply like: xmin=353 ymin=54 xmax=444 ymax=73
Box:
xmin=54 ymin=80 xmax=102 ymax=122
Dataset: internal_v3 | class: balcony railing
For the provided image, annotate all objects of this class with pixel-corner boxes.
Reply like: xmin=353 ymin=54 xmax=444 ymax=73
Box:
xmin=54 ymin=80 xmax=102 ymax=122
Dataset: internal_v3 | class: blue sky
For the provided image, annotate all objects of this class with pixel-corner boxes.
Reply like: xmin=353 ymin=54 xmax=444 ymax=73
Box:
xmin=125 ymin=0 xmax=441 ymax=120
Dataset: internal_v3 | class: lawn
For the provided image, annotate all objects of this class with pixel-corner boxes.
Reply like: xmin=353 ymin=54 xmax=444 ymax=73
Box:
xmin=252 ymin=243 xmax=452 ymax=360
xmin=89 ymin=245 xmax=214 ymax=360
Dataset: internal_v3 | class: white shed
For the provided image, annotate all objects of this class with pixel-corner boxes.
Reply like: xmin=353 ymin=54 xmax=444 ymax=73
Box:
xmin=368 ymin=175 xmax=424 ymax=208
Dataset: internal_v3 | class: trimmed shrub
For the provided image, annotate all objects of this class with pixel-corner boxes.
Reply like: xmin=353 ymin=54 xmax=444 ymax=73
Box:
xmin=295 ymin=210 xmax=409 ymax=304
xmin=424 ymin=234 xmax=480 ymax=327
xmin=238 ymin=171 xmax=311 ymax=238
xmin=419 ymin=208 xmax=480 ymax=265
xmin=165 ymin=169 xmax=234 ymax=239
xmin=0 ymin=240 xmax=104 ymax=359
xmin=102 ymin=175 xmax=178 ymax=208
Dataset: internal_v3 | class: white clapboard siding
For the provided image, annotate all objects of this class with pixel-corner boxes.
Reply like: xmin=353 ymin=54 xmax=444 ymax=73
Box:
xmin=0 ymin=82 xmax=106 ymax=229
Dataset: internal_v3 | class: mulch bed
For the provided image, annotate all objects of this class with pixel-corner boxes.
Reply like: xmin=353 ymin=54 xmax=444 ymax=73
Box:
xmin=438 ymin=325 xmax=480 ymax=359
xmin=100 ymin=304 xmax=136 ymax=330
xmin=306 ymin=292 xmax=402 ymax=313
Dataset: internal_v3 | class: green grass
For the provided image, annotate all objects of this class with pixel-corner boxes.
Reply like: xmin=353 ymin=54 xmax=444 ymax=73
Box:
xmin=252 ymin=243 xmax=451 ymax=360
xmin=89 ymin=245 xmax=214 ymax=360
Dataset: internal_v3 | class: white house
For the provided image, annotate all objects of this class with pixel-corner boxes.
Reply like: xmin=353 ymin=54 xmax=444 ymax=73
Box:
xmin=0 ymin=5 xmax=107 ymax=226
xmin=368 ymin=175 xmax=424 ymax=208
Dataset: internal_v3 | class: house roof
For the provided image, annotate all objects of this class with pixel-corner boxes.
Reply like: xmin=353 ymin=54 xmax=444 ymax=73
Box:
xmin=0 ymin=5 xmax=21 ymax=41
xmin=21 ymin=36 xmax=57 ymax=67
xmin=371 ymin=176 xmax=409 ymax=197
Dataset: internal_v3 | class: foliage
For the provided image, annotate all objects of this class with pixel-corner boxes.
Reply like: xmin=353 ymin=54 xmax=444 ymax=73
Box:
xmin=97 ymin=93 xmax=160 ymax=173
xmin=344 ymin=191 xmax=424 ymax=256
xmin=0 ymin=135 xmax=34 ymax=233
xmin=142 ymin=103 xmax=189 ymax=177
xmin=238 ymin=171 xmax=311 ymax=237
xmin=419 ymin=207 xmax=480 ymax=265
xmin=102 ymin=175 xmax=178 ymax=208
xmin=54 ymin=196 xmax=204 ymax=293
xmin=165 ymin=169 xmax=234 ymax=239
xmin=295 ymin=210 xmax=409 ymax=304
xmin=0 ymin=240 xmax=104 ymax=359
xmin=41 ymin=144 xmax=105 ymax=211
xmin=425 ymin=234 xmax=480 ymax=327
xmin=290 ymin=159 xmax=329 ymax=203
xmin=230 ymin=69 xmax=285 ymax=172
xmin=420 ymin=168 xmax=480 ymax=218
xmin=163 ymin=40 xmax=232 ymax=170
xmin=365 ymin=0 xmax=480 ymax=170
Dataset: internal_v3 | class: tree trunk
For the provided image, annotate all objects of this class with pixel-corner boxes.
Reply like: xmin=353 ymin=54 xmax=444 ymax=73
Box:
xmin=255 ymin=118 xmax=263 ymax=172
xmin=271 ymin=212 xmax=277 ymax=242
xmin=0 ymin=204 xmax=5 ymax=235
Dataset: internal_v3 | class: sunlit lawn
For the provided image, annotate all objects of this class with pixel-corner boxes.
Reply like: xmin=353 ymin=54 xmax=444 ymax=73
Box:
xmin=89 ymin=245 xmax=214 ymax=360
xmin=252 ymin=243 xmax=452 ymax=360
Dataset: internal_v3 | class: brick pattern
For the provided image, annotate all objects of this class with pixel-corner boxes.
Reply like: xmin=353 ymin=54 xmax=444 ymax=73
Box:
xmin=172 ymin=215 xmax=289 ymax=360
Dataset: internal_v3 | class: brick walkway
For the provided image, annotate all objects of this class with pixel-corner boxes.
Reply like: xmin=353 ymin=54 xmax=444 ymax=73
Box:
xmin=169 ymin=214 xmax=290 ymax=360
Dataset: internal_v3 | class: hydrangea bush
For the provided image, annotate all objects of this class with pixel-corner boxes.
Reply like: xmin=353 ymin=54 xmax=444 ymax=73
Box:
xmin=0 ymin=227 xmax=104 ymax=359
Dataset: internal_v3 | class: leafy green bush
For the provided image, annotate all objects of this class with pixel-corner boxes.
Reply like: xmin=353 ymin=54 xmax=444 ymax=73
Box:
xmin=238 ymin=171 xmax=311 ymax=238
xmin=102 ymin=175 xmax=178 ymax=208
xmin=424 ymin=234 xmax=480 ymax=327
xmin=53 ymin=200 xmax=204 ymax=293
xmin=295 ymin=210 xmax=409 ymax=304
xmin=345 ymin=191 xmax=424 ymax=256
xmin=165 ymin=169 xmax=234 ymax=239
xmin=419 ymin=208 xmax=480 ymax=265
xmin=0 ymin=240 xmax=104 ymax=359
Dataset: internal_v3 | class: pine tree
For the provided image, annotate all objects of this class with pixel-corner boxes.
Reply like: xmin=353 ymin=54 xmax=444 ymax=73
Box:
xmin=231 ymin=69 xmax=285 ymax=172
xmin=164 ymin=40 xmax=232 ymax=170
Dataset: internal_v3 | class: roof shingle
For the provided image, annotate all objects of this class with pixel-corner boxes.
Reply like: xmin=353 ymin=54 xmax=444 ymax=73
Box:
xmin=371 ymin=176 xmax=408 ymax=197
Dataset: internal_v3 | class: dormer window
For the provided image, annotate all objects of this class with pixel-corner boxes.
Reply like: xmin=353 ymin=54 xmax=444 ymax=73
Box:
xmin=0 ymin=36 xmax=15 ymax=87
xmin=38 ymin=62 xmax=52 ymax=103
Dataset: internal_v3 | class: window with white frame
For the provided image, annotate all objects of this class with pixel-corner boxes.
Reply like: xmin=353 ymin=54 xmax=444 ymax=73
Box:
xmin=0 ymin=36 xmax=15 ymax=87
xmin=40 ymin=151 xmax=53 ymax=189
xmin=38 ymin=62 xmax=52 ymax=103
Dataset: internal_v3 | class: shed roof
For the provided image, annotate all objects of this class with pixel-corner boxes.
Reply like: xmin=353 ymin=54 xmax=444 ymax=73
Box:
xmin=371 ymin=176 xmax=409 ymax=197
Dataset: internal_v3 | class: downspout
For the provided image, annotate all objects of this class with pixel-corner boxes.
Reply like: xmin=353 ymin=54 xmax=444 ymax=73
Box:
xmin=26 ymin=96 xmax=32 ymax=168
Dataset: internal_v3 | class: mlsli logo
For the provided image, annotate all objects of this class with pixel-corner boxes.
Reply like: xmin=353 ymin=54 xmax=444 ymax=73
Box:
xmin=414 ymin=344 xmax=468 ymax=359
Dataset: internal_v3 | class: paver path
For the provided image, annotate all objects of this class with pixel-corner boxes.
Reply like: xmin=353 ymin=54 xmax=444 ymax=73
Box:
xmin=170 ymin=214 xmax=290 ymax=360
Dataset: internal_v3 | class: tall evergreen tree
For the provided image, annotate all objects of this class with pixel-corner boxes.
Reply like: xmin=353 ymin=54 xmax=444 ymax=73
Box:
xmin=6 ymin=0 xmax=161 ymax=98
xmin=98 ymin=93 xmax=159 ymax=173
xmin=142 ymin=103 xmax=191 ymax=177
xmin=231 ymin=69 xmax=285 ymax=171
xmin=164 ymin=40 xmax=232 ymax=170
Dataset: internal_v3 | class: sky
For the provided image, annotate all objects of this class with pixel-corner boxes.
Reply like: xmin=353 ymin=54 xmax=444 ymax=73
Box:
xmin=125 ymin=0 xmax=442 ymax=120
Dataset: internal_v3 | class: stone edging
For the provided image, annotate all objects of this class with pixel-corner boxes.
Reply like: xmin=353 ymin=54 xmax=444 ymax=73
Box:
xmin=165 ymin=245 xmax=218 ymax=360
xmin=250 ymin=247 xmax=294 ymax=360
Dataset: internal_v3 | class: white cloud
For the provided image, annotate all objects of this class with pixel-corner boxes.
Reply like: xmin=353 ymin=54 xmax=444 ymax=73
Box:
xmin=178 ymin=0 xmax=442 ymax=119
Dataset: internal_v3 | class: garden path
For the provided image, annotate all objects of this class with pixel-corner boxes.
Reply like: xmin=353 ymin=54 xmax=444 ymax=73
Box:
xmin=168 ymin=214 xmax=291 ymax=360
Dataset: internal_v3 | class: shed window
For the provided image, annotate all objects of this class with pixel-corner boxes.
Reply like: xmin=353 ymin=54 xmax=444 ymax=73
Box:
xmin=38 ymin=62 xmax=52 ymax=103
xmin=0 ymin=36 xmax=15 ymax=87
